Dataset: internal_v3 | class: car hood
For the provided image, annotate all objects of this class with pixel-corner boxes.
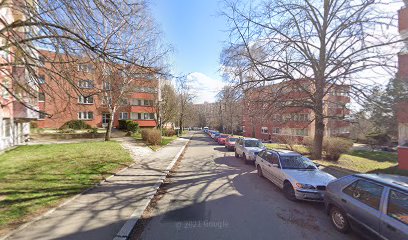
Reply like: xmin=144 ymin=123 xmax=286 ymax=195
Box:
xmin=246 ymin=147 xmax=264 ymax=153
xmin=283 ymin=169 xmax=336 ymax=186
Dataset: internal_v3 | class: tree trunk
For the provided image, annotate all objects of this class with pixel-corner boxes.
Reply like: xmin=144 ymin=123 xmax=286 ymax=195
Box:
xmin=312 ymin=102 xmax=325 ymax=159
xmin=105 ymin=109 xmax=115 ymax=141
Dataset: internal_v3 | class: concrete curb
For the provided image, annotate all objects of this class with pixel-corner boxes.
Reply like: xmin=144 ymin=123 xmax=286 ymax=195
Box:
xmin=113 ymin=134 xmax=193 ymax=240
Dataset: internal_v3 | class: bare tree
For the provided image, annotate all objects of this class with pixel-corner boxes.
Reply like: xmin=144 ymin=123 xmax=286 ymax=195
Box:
xmin=175 ymin=76 xmax=195 ymax=134
xmin=216 ymin=86 xmax=242 ymax=134
xmin=158 ymin=82 xmax=178 ymax=129
xmin=221 ymin=0 xmax=403 ymax=158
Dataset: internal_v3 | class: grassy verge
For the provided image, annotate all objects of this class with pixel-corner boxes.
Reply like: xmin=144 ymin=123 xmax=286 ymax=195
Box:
xmin=266 ymin=143 xmax=407 ymax=176
xmin=315 ymin=150 xmax=408 ymax=176
xmin=0 ymin=141 xmax=133 ymax=235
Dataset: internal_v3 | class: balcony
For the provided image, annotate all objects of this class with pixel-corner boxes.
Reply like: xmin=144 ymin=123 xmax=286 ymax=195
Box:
xmin=13 ymin=101 xmax=38 ymax=120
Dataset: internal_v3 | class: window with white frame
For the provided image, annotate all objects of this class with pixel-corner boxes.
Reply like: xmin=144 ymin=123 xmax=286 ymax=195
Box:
xmin=77 ymin=64 xmax=94 ymax=73
xmin=78 ymin=80 xmax=94 ymax=89
xmin=38 ymin=92 xmax=45 ymax=102
xmin=103 ymin=81 xmax=112 ymax=90
xmin=101 ymin=96 xmax=112 ymax=105
xmin=261 ymin=127 xmax=268 ymax=134
xmin=292 ymin=128 xmax=308 ymax=136
xmin=119 ymin=112 xmax=129 ymax=120
xmin=78 ymin=95 xmax=94 ymax=104
xmin=272 ymin=128 xmax=281 ymax=134
xmin=78 ymin=111 xmax=93 ymax=120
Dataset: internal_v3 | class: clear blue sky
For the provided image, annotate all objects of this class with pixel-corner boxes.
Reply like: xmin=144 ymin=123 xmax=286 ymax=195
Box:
xmin=150 ymin=0 xmax=228 ymax=103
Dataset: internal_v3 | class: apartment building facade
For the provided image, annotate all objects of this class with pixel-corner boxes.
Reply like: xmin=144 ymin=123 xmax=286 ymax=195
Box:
xmin=0 ymin=0 xmax=38 ymax=151
xmin=242 ymin=81 xmax=350 ymax=142
xmin=36 ymin=50 xmax=158 ymax=129
xmin=397 ymin=2 xmax=408 ymax=169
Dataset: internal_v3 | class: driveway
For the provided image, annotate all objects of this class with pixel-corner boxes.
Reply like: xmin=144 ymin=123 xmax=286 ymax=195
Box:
xmin=132 ymin=133 xmax=361 ymax=240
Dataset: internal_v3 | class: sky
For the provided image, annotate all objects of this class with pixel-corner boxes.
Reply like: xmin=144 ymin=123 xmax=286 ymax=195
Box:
xmin=150 ymin=0 xmax=228 ymax=104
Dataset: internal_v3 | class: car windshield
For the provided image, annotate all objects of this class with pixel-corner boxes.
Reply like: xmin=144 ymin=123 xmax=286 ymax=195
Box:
xmin=244 ymin=140 xmax=264 ymax=148
xmin=280 ymin=155 xmax=316 ymax=170
xmin=228 ymin=138 xmax=237 ymax=142
xmin=220 ymin=135 xmax=228 ymax=138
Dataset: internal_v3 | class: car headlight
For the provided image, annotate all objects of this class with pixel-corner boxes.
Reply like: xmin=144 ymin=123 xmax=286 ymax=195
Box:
xmin=295 ymin=183 xmax=316 ymax=189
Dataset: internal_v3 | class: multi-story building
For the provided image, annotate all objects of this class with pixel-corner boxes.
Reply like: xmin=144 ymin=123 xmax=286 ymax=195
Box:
xmin=1 ymin=0 xmax=38 ymax=151
xmin=36 ymin=50 xmax=158 ymax=129
xmin=397 ymin=2 xmax=408 ymax=169
xmin=242 ymin=81 xmax=350 ymax=142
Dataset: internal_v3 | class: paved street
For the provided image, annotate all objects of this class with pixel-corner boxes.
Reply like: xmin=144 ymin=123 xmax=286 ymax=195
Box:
xmin=135 ymin=133 xmax=361 ymax=240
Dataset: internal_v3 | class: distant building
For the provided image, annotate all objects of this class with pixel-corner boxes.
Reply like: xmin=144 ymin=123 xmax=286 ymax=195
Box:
xmin=242 ymin=80 xmax=350 ymax=142
xmin=0 ymin=0 xmax=38 ymax=151
xmin=397 ymin=2 xmax=408 ymax=169
xmin=36 ymin=50 xmax=158 ymax=129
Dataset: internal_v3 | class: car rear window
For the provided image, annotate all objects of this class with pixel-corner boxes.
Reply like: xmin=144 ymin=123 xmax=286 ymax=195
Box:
xmin=387 ymin=190 xmax=408 ymax=225
xmin=220 ymin=135 xmax=228 ymax=138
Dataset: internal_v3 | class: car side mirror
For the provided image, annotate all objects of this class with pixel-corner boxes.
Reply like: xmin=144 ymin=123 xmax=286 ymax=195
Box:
xmin=272 ymin=164 xmax=280 ymax=168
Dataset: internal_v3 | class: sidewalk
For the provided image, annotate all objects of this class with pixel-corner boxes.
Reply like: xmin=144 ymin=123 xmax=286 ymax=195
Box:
xmin=4 ymin=135 xmax=192 ymax=240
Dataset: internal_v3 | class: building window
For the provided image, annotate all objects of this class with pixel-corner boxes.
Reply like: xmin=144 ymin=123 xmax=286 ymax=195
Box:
xmin=77 ymin=64 xmax=94 ymax=73
xmin=103 ymin=81 xmax=112 ymax=90
xmin=78 ymin=111 xmax=93 ymax=120
xmin=119 ymin=98 xmax=128 ymax=106
xmin=292 ymin=128 xmax=308 ymax=136
xmin=38 ymin=75 xmax=45 ymax=84
xmin=78 ymin=80 xmax=94 ymax=89
xmin=78 ymin=95 xmax=94 ymax=104
xmin=261 ymin=127 xmax=268 ymax=134
xmin=101 ymin=96 xmax=112 ymax=105
xmin=38 ymin=56 xmax=45 ymax=66
xmin=144 ymin=100 xmax=154 ymax=106
xmin=4 ymin=119 xmax=11 ymax=137
xmin=119 ymin=112 xmax=129 ymax=120
xmin=272 ymin=128 xmax=281 ymax=134
xmin=38 ymin=112 xmax=46 ymax=120
xmin=38 ymin=92 xmax=45 ymax=102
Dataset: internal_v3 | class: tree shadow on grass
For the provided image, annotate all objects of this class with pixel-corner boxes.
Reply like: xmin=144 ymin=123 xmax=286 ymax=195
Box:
xmin=367 ymin=165 xmax=408 ymax=177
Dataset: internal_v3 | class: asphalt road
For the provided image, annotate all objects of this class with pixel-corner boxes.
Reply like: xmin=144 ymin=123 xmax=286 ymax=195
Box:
xmin=135 ymin=133 xmax=361 ymax=240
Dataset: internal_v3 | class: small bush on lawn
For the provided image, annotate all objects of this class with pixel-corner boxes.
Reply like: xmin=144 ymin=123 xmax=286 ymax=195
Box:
xmin=303 ymin=136 xmax=315 ymax=153
xmin=118 ymin=120 xmax=139 ymax=133
xmin=60 ymin=120 xmax=91 ymax=130
xmin=141 ymin=129 xmax=162 ymax=145
xmin=162 ymin=129 xmax=176 ymax=136
xmin=323 ymin=137 xmax=353 ymax=161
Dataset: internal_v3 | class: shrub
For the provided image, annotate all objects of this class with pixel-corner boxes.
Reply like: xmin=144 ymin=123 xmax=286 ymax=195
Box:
xmin=162 ymin=129 xmax=176 ymax=137
xmin=126 ymin=121 xmax=139 ymax=133
xmin=323 ymin=137 xmax=353 ymax=161
xmin=60 ymin=120 xmax=91 ymax=130
xmin=118 ymin=120 xmax=139 ymax=133
xmin=58 ymin=128 xmax=75 ymax=134
xmin=366 ymin=131 xmax=391 ymax=149
xmin=302 ymin=136 xmax=315 ymax=153
xmin=88 ymin=127 xmax=98 ymax=134
xmin=30 ymin=122 xmax=38 ymax=129
xmin=141 ymin=129 xmax=162 ymax=145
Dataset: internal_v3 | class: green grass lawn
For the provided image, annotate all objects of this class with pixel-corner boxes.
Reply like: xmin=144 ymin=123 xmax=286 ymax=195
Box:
xmin=265 ymin=143 xmax=407 ymax=176
xmin=0 ymin=141 xmax=132 ymax=235
xmin=315 ymin=150 xmax=408 ymax=176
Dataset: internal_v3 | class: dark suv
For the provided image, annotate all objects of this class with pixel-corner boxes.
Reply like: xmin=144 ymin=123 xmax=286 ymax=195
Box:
xmin=324 ymin=174 xmax=408 ymax=240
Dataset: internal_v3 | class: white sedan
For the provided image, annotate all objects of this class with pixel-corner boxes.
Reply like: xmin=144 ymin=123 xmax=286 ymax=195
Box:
xmin=255 ymin=149 xmax=336 ymax=202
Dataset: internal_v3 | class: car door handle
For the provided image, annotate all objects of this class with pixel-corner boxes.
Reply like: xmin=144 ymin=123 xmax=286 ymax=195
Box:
xmin=341 ymin=198 xmax=347 ymax=203
xmin=387 ymin=224 xmax=396 ymax=232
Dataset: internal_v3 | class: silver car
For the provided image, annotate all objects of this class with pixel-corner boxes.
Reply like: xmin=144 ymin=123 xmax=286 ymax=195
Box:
xmin=324 ymin=174 xmax=408 ymax=240
xmin=255 ymin=149 xmax=336 ymax=201
xmin=235 ymin=138 xmax=266 ymax=164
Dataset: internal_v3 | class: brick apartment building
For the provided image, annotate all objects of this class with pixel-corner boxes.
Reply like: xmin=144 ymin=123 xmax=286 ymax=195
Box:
xmin=242 ymin=81 xmax=350 ymax=142
xmin=1 ymin=1 xmax=38 ymax=151
xmin=397 ymin=2 xmax=408 ymax=169
xmin=36 ymin=50 xmax=158 ymax=129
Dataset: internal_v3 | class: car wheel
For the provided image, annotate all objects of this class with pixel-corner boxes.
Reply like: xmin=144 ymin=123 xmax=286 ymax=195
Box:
xmin=257 ymin=165 xmax=263 ymax=178
xmin=283 ymin=182 xmax=297 ymax=201
xmin=243 ymin=153 xmax=249 ymax=164
xmin=330 ymin=206 xmax=350 ymax=233
xmin=235 ymin=151 xmax=239 ymax=158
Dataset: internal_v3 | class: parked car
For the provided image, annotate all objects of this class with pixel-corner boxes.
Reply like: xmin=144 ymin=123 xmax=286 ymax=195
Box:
xmin=214 ymin=133 xmax=222 ymax=141
xmin=235 ymin=138 xmax=266 ymax=164
xmin=225 ymin=136 xmax=238 ymax=151
xmin=210 ymin=131 xmax=219 ymax=139
xmin=324 ymin=174 xmax=408 ymax=240
xmin=217 ymin=134 xmax=229 ymax=145
xmin=255 ymin=149 xmax=336 ymax=201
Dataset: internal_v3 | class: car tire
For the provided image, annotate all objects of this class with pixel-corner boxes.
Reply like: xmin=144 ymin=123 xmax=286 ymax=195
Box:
xmin=330 ymin=206 xmax=350 ymax=233
xmin=235 ymin=151 xmax=239 ymax=158
xmin=257 ymin=165 xmax=263 ymax=178
xmin=283 ymin=182 xmax=297 ymax=201
xmin=243 ymin=153 xmax=249 ymax=164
